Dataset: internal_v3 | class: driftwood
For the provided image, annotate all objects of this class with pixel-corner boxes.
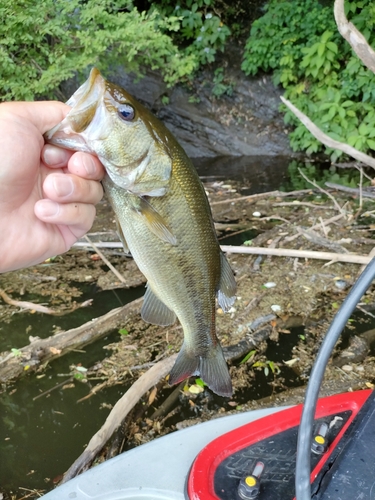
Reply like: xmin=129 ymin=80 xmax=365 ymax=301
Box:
xmin=61 ymin=325 xmax=272 ymax=482
xmin=0 ymin=298 xmax=142 ymax=384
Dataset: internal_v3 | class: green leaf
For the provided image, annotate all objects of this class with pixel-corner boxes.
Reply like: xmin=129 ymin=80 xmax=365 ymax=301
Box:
xmin=321 ymin=30 xmax=333 ymax=44
xmin=317 ymin=43 xmax=325 ymax=58
xmin=118 ymin=328 xmax=129 ymax=336
xmin=195 ymin=377 xmax=207 ymax=388
xmin=326 ymin=41 xmax=338 ymax=54
xmin=240 ymin=350 xmax=256 ymax=364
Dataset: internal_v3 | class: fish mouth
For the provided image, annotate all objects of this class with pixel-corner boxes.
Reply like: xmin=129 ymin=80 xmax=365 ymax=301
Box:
xmin=45 ymin=68 xmax=107 ymax=152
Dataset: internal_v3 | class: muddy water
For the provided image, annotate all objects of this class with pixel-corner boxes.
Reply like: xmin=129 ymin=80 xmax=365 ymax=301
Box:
xmin=0 ymin=286 xmax=144 ymax=493
xmin=0 ymin=156 xmax=311 ymax=496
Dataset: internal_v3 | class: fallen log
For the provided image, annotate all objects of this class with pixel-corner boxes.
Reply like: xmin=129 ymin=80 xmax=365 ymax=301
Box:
xmin=0 ymin=298 xmax=143 ymax=384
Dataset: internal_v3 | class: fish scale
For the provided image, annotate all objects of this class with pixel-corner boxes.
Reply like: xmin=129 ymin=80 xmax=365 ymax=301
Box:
xmin=45 ymin=68 xmax=236 ymax=397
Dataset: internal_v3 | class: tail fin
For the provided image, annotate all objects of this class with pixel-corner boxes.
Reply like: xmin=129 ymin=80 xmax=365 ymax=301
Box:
xmin=169 ymin=343 xmax=232 ymax=398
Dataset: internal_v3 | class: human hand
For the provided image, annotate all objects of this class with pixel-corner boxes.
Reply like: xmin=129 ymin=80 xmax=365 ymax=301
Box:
xmin=0 ymin=101 xmax=105 ymax=273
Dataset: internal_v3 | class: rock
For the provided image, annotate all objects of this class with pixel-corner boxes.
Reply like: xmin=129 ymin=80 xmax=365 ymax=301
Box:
xmin=62 ymin=47 xmax=295 ymax=159
xmin=108 ymin=44 xmax=295 ymax=158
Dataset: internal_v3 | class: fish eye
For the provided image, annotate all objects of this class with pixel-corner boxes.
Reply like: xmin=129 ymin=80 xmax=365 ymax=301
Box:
xmin=117 ymin=104 xmax=135 ymax=121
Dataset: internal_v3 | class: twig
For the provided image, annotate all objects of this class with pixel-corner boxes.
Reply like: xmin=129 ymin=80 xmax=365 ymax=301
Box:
xmin=359 ymin=247 xmax=375 ymax=275
xmin=18 ymin=488 xmax=45 ymax=500
xmin=33 ymin=378 xmax=73 ymax=401
xmin=284 ymin=213 xmax=344 ymax=242
xmin=0 ymin=289 xmax=92 ymax=315
xmin=257 ymin=216 xmax=290 ymax=223
xmin=150 ymin=382 xmax=185 ymax=420
xmin=325 ymin=182 xmax=375 ymax=199
xmin=281 ymin=96 xmax=375 ymax=170
xmin=84 ymin=235 xmax=127 ymax=284
xmin=0 ymin=289 xmax=56 ymax=314
xmin=221 ymin=245 xmax=372 ymax=265
xmin=354 ymin=163 xmax=373 ymax=183
xmin=73 ymin=242 xmax=123 ymax=249
xmin=273 ymin=201 xmax=334 ymax=209
xmin=334 ymin=0 xmax=375 ymax=73
xmin=356 ymin=304 xmax=375 ymax=319
xmin=210 ymin=188 xmax=315 ymax=206
xmin=298 ymin=228 xmax=349 ymax=253
xmin=319 ymin=217 xmax=328 ymax=238
xmin=298 ymin=168 xmax=344 ymax=213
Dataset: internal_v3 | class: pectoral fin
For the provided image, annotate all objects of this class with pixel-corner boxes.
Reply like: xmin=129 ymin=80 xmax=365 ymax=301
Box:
xmin=141 ymin=284 xmax=176 ymax=326
xmin=217 ymin=252 xmax=236 ymax=312
xmin=129 ymin=182 xmax=168 ymax=197
xmin=114 ymin=216 xmax=131 ymax=255
xmin=134 ymin=197 xmax=177 ymax=245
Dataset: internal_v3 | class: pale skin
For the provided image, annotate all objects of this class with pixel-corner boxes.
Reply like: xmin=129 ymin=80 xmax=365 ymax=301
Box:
xmin=0 ymin=101 xmax=105 ymax=273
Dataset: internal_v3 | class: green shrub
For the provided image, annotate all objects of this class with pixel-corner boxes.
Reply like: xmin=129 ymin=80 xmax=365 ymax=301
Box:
xmin=0 ymin=0 xmax=198 ymax=101
xmin=150 ymin=0 xmax=231 ymax=65
xmin=241 ymin=0 xmax=375 ymax=161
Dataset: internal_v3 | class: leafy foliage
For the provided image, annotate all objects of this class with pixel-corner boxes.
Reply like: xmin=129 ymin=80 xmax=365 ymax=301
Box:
xmin=241 ymin=0 xmax=375 ymax=160
xmin=150 ymin=0 xmax=231 ymax=65
xmin=0 ymin=0 xmax=198 ymax=100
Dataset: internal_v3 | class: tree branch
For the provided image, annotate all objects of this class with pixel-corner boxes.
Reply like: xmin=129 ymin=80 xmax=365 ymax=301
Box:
xmin=221 ymin=245 xmax=372 ymax=265
xmin=334 ymin=0 xmax=375 ymax=73
xmin=280 ymin=96 xmax=375 ymax=169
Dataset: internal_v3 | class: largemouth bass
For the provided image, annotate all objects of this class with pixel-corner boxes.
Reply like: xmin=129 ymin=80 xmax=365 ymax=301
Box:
xmin=46 ymin=68 xmax=236 ymax=397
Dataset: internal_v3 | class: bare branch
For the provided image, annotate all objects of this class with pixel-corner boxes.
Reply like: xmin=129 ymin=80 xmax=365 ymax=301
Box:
xmin=280 ymin=96 xmax=375 ymax=169
xmin=84 ymin=235 xmax=127 ymax=284
xmin=334 ymin=0 xmax=375 ymax=73
xmin=298 ymin=167 xmax=344 ymax=213
xmin=221 ymin=245 xmax=372 ymax=265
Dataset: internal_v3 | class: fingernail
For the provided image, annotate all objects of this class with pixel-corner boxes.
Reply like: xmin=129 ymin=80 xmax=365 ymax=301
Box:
xmin=84 ymin=156 xmax=97 ymax=176
xmin=43 ymin=145 xmax=68 ymax=166
xmin=53 ymin=176 xmax=74 ymax=197
xmin=38 ymin=200 xmax=60 ymax=217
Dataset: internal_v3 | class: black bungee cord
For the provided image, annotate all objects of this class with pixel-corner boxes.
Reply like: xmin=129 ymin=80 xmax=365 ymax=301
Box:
xmin=295 ymin=256 xmax=375 ymax=500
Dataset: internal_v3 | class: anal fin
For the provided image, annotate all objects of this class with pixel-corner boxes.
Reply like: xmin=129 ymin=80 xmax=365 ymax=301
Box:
xmin=217 ymin=252 xmax=236 ymax=312
xmin=141 ymin=284 xmax=176 ymax=326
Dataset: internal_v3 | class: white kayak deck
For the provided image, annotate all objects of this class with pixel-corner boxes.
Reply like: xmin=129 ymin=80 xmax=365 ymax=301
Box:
xmin=41 ymin=407 xmax=284 ymax=500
